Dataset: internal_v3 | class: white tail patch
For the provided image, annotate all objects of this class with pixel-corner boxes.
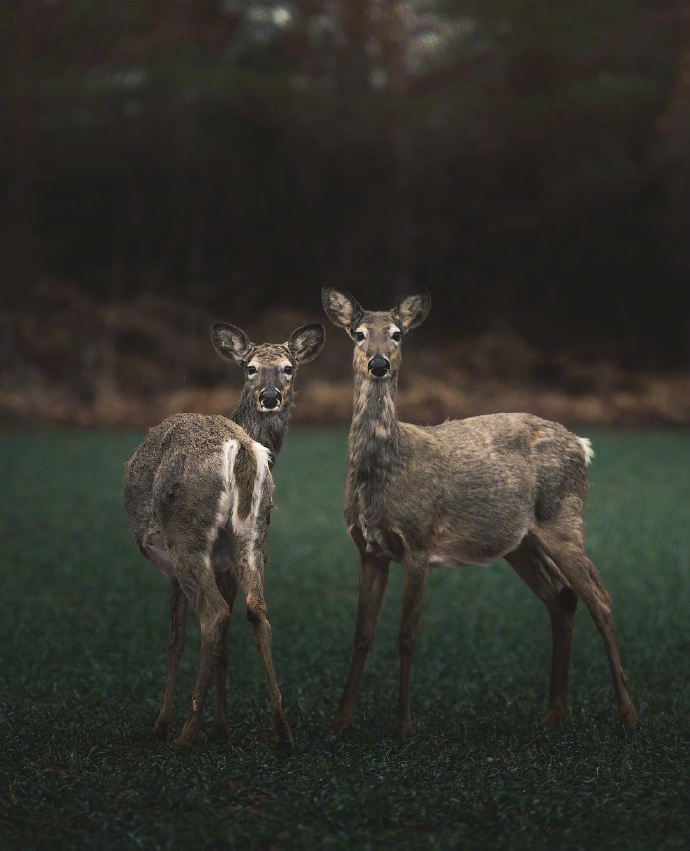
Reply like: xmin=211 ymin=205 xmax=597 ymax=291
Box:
xmin=252 ymin=441 xmax=272 ymax=482
xmin=211 ymin=439 xmax=238 ymax=546
xmin=249 ymin=440 xmax=272 ymax=520
xmin=578 ymin=437 xmax=594 ymax=466
xmin=217 ymin=438 xmax=272 ymax=574
xmin=245 ymin=441 xmax=272 ymax=575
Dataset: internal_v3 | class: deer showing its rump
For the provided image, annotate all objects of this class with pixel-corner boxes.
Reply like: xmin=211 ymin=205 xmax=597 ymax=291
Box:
xmin=322 ymin=284 xmax=638 ymax=741
xmin=123 ymin=320 xmax=324 ymax=747
xmin=124 ymin=415 xmax=291 ymax=748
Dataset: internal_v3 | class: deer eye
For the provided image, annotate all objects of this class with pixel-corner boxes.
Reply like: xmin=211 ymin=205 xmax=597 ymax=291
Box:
xmin=391 ymin=331 xmax=401 ymax=342
xmin=355 ymin=331 xmax=365 ymax=342
xmin=246 ymin=365 xmax=257 ymax=376
xmin=283 ymin=365 xmax=293 ymax=375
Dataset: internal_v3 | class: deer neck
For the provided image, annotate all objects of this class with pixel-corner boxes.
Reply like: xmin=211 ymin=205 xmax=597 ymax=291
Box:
xmin=347 ymin=372 xmax=402 ymax=558
xmin=231 ymin=389 xmax=290 ymax=468
xmin=349 ymin=371 xmax=401 ymax=490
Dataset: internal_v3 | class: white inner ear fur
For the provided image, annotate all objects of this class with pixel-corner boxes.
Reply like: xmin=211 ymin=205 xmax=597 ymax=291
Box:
xmin=333 ymin=293 xmax=355 ymax=322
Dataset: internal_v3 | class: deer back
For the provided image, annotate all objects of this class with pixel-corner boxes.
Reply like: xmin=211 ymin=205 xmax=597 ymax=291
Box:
xmin=123 ymin=413 xmax=273 ymax=566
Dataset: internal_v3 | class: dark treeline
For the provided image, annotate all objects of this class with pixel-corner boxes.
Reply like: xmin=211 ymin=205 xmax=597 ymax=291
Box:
xmin=2 ymin=0 xmax=689 ymax=368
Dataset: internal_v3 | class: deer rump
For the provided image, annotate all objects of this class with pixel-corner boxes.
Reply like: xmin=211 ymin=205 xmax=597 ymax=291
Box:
xmin=123 ymin=413 xmax=272 ymax=577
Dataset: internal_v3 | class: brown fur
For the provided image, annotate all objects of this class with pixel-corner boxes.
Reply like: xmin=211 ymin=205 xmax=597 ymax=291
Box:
xmin=213 ymin=322 xmax=325 ymax=462
xmin=322 ymin=285 xmax=638 ymax=740
xmin=123 ymin=321 xmax=324 ymax=747
xmin=234 ymin=441 xmax=257 ymax=520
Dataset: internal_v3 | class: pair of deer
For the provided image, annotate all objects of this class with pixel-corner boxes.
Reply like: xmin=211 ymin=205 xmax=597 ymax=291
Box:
xmin=124 ymin=286 xmax=638 ymax=749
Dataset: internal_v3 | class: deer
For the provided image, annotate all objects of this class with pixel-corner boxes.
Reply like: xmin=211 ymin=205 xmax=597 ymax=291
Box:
xmin=321 ymin=285 xmax=638 ymax=741
xmin=123 ymin=322 xmax=325 ymax=747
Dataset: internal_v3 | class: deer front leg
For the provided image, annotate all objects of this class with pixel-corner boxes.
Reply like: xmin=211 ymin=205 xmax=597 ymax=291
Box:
xmin=331 ymin=551 xmax=390 ymax=734
xmin=394 ymin=555 xmax=429 ymax=741
xmin=175 ymin=554 xmax=232 ymax=747
xmin=210 ymin=571 xmax=238 ymax=741
xmin=154 ymin=575 xmax=188 ymax=741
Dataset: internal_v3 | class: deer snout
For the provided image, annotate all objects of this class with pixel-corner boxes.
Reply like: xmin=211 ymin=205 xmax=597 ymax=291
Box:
xmin=368 ymin=355 xmax=390 ymax=378
xmin=259 ymin=386 xmax=282 ymax=410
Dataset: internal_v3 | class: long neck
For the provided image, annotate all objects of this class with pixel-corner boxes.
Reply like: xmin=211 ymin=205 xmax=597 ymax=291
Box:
xmin=231 ymin=388 xmax=290 ymax=468
xmin=349 ymin=371 xmax=401 ymax=484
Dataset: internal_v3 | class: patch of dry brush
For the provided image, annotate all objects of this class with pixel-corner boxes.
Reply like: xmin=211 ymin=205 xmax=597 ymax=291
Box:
xmin=2 ymin=281 xmax=688 ymax=428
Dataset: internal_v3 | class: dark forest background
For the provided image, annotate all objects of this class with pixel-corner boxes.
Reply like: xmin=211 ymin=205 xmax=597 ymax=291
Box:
xmin=1 ymin=0 xmax=689 ymax=427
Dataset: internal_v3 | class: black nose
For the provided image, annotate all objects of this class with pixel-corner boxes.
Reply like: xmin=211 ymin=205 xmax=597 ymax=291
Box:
xmin=259 ymin=386 xmax=281 ymax=409
xmin=368 ymin=355 xmax=390 ymax=377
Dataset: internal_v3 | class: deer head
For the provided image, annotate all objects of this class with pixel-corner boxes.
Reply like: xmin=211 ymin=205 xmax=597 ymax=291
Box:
xmin=211 ymin=322 xmax=325 ymax=413
xmin=321 ymin=285 xmax=430 ymax=380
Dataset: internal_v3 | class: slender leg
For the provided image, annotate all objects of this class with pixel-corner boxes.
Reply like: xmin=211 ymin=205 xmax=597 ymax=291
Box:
xmin=536 ymin=524 xmax=638 ymax=729
xmin=394 ymin=555 xmax=428 ymax=741
xmin=154 ymin=575 xmax=188 ymax=741
xmin=331 ymin=551 xmax=390 ymax=733
xmin=240 ymin=563 xmax=293 ymax=750
xmin=210 ymin=571 xmax=238 ymax=741
xmin=506 ymin=538 xmax=577 ymax=725
xmin=175 ymin=553 xmax=232 ymax=747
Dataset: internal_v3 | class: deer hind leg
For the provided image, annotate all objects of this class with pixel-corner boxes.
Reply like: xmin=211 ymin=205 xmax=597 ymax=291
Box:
xmin=173 ymin=550 xmax=232 ymax=747
xmin=210 ymin=571 xmax=238 ymax=741
xmin=154 ymin=575 xmax=188 ymax=741
xmin=237 ymin=561 xmax=293 ymax=751
xmin=535 ymin=520 xmax=638 ymax=729
xmin=394 ymin=555 xmax=429 ymax=741
xmin=505 ymin=536 xmax=577 ymax=726
xmin=331 ymin=551 xmax=390 ymax=734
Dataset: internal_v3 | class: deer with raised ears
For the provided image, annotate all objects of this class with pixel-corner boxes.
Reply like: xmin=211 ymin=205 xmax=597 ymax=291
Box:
xmin=321 ymin=285 xmax=638 ymax=741
xmin=213 ymin=322 xmax=326 ymax=464
xmin=123 ymin=322 xmax=325 ymax=747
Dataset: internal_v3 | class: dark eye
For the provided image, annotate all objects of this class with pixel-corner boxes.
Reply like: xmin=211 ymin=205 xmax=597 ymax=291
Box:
xmin=246 ymin=365 xmax=257 ymax=376
xmin=355 ymin=331 xmax=365 ymax=342
xmin=391 ymin=331 xmax=401 ymax=342
xmin=283 ymin=365 xmax=293 ymax=375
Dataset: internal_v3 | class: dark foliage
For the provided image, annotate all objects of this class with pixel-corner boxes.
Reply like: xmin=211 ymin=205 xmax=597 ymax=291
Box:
xmin=1 ymin=1 xmax=689 ymax=372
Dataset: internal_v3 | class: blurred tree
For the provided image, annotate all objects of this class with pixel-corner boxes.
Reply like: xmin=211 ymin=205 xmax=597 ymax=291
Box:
xmin=0 ymin=0 xmax=686 ymax=366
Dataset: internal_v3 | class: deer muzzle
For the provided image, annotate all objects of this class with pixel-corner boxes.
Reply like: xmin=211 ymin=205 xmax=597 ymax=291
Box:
xmin=259 ymin=386 xmax=282 ymax=410
xmin=368 ymin=355 xmax=390 ymax=378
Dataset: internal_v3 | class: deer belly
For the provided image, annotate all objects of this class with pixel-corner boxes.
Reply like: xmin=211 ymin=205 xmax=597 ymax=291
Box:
xmin=429 ymin=529 xmax=526 ymax=569
xmin=429 ymin=548 xmax=497 ymax=568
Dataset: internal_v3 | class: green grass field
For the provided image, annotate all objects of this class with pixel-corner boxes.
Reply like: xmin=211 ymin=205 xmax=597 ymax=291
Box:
xmin=1 ymin=428 xmax=689 ymax=849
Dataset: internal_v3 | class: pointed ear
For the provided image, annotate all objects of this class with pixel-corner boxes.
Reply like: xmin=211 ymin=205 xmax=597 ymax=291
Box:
xmin=321 ymin=285 xmax=363 ymax=330
xmin=288 ymin=323 xmax=325 ymax=364
xmin=393 ymin=289 xmax=431 ymax=333
xmin=211 ymin=323 xmax=252 ymax=366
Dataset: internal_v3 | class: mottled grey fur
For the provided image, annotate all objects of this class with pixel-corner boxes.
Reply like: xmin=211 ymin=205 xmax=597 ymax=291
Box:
xmin=123 ymin=413 xmax=290 ymax=748
xmin=125 ymin=414 xmax=268 ymax=581
xmin=322 ymin=285 xmax=638 ymax=740
xmin=122 ymin=321 xmax=324 ymax=747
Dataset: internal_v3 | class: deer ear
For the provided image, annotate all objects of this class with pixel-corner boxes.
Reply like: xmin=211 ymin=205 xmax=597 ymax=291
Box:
xmin=211 ymin=323 xmax=252 ymax=366
xmin=393 ymin=289 xmax=431 ymax=333
xmin=321 ymin=285 xmax=363 ymax=330
xmin=288 ymin=323 xmax=325 ymax=365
